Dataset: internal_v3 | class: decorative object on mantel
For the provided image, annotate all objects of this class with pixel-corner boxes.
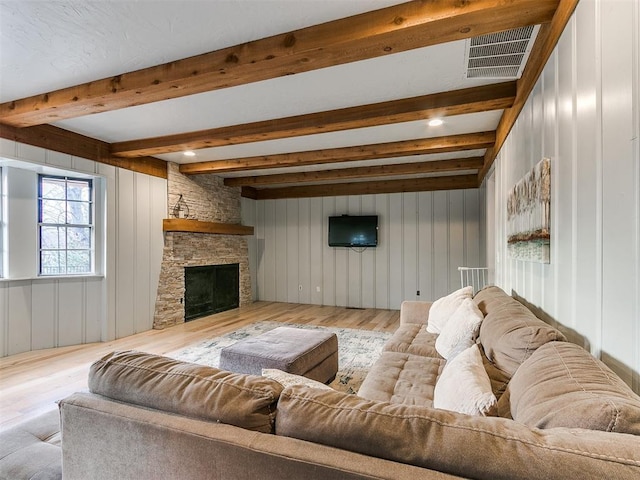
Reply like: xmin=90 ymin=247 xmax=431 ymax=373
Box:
xmin=163 ymin=218 xmax=254 ymax=235
xmin=171 ymin=194 xmax=190 ymax=219
xmin=170 ymin=321 xmax=391 ymax=395
xmin=507 ymin=158 xmax=551 ymax=263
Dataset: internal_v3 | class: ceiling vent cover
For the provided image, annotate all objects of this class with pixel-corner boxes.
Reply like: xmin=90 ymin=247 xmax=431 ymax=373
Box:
xmin=464 ymin=25 xmax=540 ymax=79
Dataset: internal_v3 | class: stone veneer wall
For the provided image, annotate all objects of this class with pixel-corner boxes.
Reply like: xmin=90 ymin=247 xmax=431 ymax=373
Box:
xmin=153 ymin=163 xmax=251 ymax=329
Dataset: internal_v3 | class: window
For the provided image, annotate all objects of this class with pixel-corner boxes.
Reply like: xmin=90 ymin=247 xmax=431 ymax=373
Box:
xmin=38 ymin=175 xmax=93 ymax=275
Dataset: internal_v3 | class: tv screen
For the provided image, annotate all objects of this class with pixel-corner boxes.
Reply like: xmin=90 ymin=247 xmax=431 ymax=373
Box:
xmin=328 ymin=215 xmax=378 ymax=247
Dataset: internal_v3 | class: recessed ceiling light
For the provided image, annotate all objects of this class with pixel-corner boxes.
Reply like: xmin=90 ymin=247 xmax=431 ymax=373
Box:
xmin=183 ymin=150 xmax=196 ymax=157
xmin=428 ymin=118 xmax=444 ymax=127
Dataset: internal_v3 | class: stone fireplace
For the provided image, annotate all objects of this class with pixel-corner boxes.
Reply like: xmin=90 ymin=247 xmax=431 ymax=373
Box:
xmin=153 ymin=163 xmax=252 ymax=329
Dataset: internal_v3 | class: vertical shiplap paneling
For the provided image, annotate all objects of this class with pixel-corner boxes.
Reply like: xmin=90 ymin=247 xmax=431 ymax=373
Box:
xmin=263 ymin=200 xmax=277 ymax=301
xmin=554 ymin=15 xmax=577 ymax=328
xmin=99 ymin=163 xmax=117 ymax=341
xmin=274 ymin=200 xmax=288 ymax=302
xmin=374 ymin=195 xmax=390 ymax=308
xmin=388 ymin=193 xmax=403 ymax=308
xmin=253 ymin=189 xmax=483 ymax=310
xmin=418 ymin=192 xmax=434 ymax=301
xmin=541 ymin=48 xmax=559 ymax=315
xmin=432 ymin=192 xmax=450 ymax=299
xmin=149 ymin=175 xmax=167 ymax=312
xmin=333 ymin=197 xmax=349 ymax=307
xmin=57 ymin=280 xmax=84 ymax=347
xmin=464 ymin=190 xmax=481 ymax=269
xmin=84 ymin=277 xmax=102 ymax=343
xmin=600 ymin=0 xmax=636 ymax=386
xmin=402 ymin=193 xmax=418 ymax=301
xmin=309 ymin=198 xmax=324 ymax=305
xmin=115 ymin=169 xmax=136 ymax=339
xmin=0 ymin=285 xmax=6 ymax=357
xmin=7 ymin=282 xmax=31 ymax=355
xmin=321 ymin=197 xmax=336 ymax=305
xmin=134 ymin=174 xmax=151 ymax=334
xmin=448 ymin=190 xmax=465 ymax=293
xmin=485 ymin=0 xmax=640 ymax=393
xmin=573 ymin=0 xmax=600 ymax=344
xmin=347 ymin=196 xmax=362 ymax=307
xmin=286 ymin=199 xmax=299 ymax=303
xmin=374 ymin=195 xmax=391 ymax=308
xmin=298 ymin=198 xmax=311 ymax=304
xmin=30 ymin=280 xmax=56 ymax=350
xmin=361 ymin=195 xmax=376 ymax=308
xmin=633 ymin=0 xmax=640 ymax=394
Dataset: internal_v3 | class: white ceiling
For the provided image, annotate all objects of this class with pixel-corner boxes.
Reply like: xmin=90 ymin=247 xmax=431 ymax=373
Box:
xmin=0 ymin=0 xmax=543 ymax=191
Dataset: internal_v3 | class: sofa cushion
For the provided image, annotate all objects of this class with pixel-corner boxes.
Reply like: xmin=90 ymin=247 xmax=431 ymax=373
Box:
xmin=434 ymin=345 xmax=497 ymax=416
xmin=357 ymin=351 xmax=444 ymax=406
xmin=509 ymin=341 xmax=640 ymax=434
xmin=435 ymin=297 xmax=484 ymax=359
xmin=262 ymin=369 xmax=332 ymax=391
xmin=474 ymin=286 xmax=566 ymax=378
xmin=276 ymin=385 xmax=640 ymax=480
xmin=89 ymin=350 xmax=283 ymax=433
xmin=426 ymin=286 xmax=473 ymax=334
xmin=383 ymin=324 xmax=440 ymax=357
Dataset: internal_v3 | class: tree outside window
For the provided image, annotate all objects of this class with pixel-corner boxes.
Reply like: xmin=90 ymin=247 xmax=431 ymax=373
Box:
xmin=38 ymin=175 xmax=93 ymax=275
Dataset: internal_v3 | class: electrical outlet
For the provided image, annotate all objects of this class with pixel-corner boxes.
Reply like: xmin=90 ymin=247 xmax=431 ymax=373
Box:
xmin=416 ymin=290 xmax=420 ymax=296
xmin=316 ymin=286 xmax=321 ymax=292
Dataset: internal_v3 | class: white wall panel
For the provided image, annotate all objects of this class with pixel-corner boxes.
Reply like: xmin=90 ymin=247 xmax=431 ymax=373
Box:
xmin=7 ymin=282 xmax=31 ymax=355
xmin=30 ymin=280 xmax=56 ymax=350
xmin=58 ymin=280 xmax=84 ymax=347
xmin=298 ymin=198 xmax=311 ymax=304
xmin=309 ymin=198 xmax=324 ymax=305
xmin=402 ymin=193 xmax=418 ymax=302
xmin=1 ymin=145 xmax=167 ymax=356
xmin=487 ymin=0 xmax=640 ymax=393
xmin=115 ymin=169 xmax=136 ymax=339
xmin=361 ymin=195 xmax=376 ymax=308
xmin=134 ymin=175 xmax=152 ymax=334
xmin=286 ymin=199 xmax=299 ymax=303
xmin=248 ymin=189 xmax=483 ymax=310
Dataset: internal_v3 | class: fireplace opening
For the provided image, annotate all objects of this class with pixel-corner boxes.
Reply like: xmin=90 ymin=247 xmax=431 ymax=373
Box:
xmin=184 ymin=263 xmax=239 ymax=321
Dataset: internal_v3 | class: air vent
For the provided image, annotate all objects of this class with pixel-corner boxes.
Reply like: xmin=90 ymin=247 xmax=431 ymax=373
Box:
xmin=464 ymin=25 xmax=540 ymax=79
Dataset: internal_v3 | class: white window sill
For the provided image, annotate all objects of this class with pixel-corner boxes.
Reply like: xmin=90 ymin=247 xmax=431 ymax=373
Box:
xmin=0 ymin=274 xmax=104 ymax=282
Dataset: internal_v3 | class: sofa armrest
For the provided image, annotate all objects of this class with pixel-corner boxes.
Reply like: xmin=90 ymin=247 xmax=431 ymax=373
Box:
xmin=400 ymin=301 xmax=432 ymax=325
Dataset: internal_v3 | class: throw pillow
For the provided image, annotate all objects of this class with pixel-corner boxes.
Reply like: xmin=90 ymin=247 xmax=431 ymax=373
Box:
xmin=435 ymin=297 xmax=484 ymax=359
xmin=262 ymin=369 xmax=333 ymax=391
xmin=433 ymin=344 xmax=497 ymax=416
xmin=426 ymin=286 xmax=473 ymax=334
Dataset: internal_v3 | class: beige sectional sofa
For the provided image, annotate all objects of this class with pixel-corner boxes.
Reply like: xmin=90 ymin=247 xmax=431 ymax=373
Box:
xmin=58 ymin=286 xmax=640 ymax=479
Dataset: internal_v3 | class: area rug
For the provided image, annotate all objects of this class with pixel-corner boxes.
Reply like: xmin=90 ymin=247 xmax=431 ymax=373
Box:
xmin=170 ymin=321 xmax=391 ymax=394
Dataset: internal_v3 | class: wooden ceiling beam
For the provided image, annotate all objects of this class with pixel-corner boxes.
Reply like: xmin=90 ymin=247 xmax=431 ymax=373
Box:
xmin=180 ymin=131 xmax=495 ymax=175
xmin=0 ymin=123 xmax=167 ymax=179
xmin=0 ymin=0 xmax=558 ymax=127
xmin=248 ymin=174 xmax=479 ymax=200
xmin=111 ymin=83 xmax=516 ymax=157
xmin=224 ymin=157 xmax=484 ymax=187
xmin=479 ymin=0 xmax=580 ymax=182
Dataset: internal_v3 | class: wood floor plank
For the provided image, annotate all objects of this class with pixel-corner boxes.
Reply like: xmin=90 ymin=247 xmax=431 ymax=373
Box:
xmin=0 ymin=302 xmax=399 ymax=431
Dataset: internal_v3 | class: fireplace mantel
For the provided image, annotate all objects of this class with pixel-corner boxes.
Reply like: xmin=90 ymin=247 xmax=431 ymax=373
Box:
xmin=163 ymin=218 xmax=254 ymax=236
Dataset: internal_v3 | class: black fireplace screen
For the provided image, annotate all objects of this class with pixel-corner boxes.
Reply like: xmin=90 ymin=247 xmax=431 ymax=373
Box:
xmin=184 ymin=264 xmax=239 ymax=321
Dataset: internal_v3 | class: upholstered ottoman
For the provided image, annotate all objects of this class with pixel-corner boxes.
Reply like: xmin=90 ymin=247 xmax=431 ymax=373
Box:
xmin=220 ymin=326 xmax=338 ymax=383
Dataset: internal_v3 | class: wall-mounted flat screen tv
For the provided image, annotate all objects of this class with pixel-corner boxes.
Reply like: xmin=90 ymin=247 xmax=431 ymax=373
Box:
xmin=328 ymin=215 xmax=378 ymax=247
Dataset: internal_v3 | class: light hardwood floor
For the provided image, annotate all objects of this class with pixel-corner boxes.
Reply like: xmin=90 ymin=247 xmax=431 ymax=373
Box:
xmin=0 ymin=301 xmax=399 ymax=431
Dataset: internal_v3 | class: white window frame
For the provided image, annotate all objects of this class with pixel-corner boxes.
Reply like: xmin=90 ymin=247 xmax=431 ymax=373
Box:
xmin=37 ymin=174 xmax=95 ymax=276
